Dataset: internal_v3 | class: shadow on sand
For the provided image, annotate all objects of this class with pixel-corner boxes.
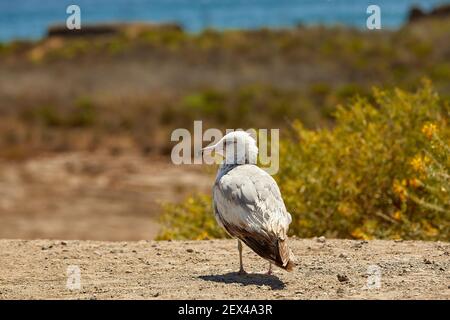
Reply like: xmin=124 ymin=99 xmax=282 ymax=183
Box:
xmin=199 ymin=272 xmax=285 ymax=290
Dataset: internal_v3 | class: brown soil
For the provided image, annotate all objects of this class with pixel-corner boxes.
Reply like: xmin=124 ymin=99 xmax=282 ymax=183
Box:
xmin=0 ymin=238 xmax=448 ymax=299
xmin=0 ymin=153 xmax=210 ymax=240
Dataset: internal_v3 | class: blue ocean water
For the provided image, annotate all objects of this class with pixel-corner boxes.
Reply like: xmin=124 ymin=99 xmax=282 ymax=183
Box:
xmin=0 ymin=0 xmax=448 ymax=41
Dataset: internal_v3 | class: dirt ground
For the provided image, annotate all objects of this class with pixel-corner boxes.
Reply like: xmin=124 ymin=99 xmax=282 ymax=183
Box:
xmin=0 ymin=238 xmax=449 ymax=300
xmin=0 ymin=153 xmax=210 ymax=240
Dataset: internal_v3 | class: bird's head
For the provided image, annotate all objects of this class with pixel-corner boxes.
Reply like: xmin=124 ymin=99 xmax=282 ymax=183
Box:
xmin=201 ymin=131 xmax=258 ymax=165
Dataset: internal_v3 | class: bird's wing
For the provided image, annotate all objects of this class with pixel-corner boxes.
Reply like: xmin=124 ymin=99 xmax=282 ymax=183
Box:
xmin=213 ymin=165 xmax=294 ymax=268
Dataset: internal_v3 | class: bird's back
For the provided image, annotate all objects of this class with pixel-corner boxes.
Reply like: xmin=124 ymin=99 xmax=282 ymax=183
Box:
xmin=213 ymin=164 xmax=295 ymax=270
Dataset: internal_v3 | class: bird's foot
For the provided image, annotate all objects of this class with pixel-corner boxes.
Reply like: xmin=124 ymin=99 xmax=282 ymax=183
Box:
xmin=238 ymin=269 xmax=247 ymax=275
xmin=266 ymin=262 xmax=273 ymax=275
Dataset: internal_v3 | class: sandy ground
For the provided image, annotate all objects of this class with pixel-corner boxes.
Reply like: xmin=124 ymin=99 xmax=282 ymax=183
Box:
xmin=0 ymin=153 xmax=210 ymax=240
xmin=0 ymin=238 xmax=449 ymax=300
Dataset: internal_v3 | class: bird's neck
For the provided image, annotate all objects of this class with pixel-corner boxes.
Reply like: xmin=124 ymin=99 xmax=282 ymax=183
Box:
xmin=215 ymin=163 xmax=238 ymax=181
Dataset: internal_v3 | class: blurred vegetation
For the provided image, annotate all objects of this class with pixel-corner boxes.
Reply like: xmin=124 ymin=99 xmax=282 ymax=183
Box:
xmin=158 ymin=83 xmax=449 ymax=241
xmin=158 ymin=194 xmax=227 ymax=240
xmin=1 ymin=19 xmax=450 ymax=159
xmin=0 ymin=19 xmax=449 ymax=240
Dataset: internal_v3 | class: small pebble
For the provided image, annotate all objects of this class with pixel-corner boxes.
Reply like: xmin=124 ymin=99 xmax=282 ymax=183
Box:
xmin=337 ymin=274 xmax=349 ymax=282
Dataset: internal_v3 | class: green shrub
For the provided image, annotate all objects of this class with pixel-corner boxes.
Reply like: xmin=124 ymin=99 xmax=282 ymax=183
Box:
xmin=21 ymin=97 xmax=96 ymax=128
xmin=29 ymin=105 xmax=64 ymax=127
xmin=277 ymin=80 xmax=448 ymax=240
xmin=403 ymin=123 xmax=449 ymax=238
xmin=158 ymin=82 xmax=449 ymax=241
xmin=68 ymin=97 xmax=97 ymax=127
xmin=157 ymin=193 xmax=227 ymax=240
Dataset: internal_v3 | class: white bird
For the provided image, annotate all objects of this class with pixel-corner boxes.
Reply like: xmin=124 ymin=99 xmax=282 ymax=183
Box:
xmin=201 ymin=131 xmax=295 ymax=274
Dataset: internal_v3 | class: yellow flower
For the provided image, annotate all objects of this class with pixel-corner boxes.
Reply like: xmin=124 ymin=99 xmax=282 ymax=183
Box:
xmin=337 ymin=202 xmax=351 ymax=216
xmin=393 ymin=211 xmax=402 ymax=221
xmin=393 ymin=180 xmax=407 ymax=201
xmin=195 ymin=231 xmax=210 ymax=240
xmin=408 ymin=178 xmax=422 ymax=188
xmin=422 ymin=221 xmax=439 ymax=237
xmin=410 ymin=155 xmax=425 ymax=173
xmin=421 ymin=123 xmax=437 ymax=139
xmin=351 ymin=228 xmax=371 ymax=240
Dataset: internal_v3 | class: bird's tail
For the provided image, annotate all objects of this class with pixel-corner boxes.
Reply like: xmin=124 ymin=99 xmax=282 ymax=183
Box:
xmin=283 ymin=259 xmax=296 ymax=272
xmin=277 ymin=239 xmax=296 ymax=272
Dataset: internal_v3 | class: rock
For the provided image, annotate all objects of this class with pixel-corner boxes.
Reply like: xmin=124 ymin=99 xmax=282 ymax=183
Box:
xmin=408 ymin=4 xmax=450 ymax=23
xmin=337 ymin=274 xmax=349 ymax=282
xmin=186 ymin=248 xmax=194 ymax=253
xmin=408 ymin=6 xmax=426 ymax=22
xmin=317 ymin=236 xmax=326 ymax=243
xmin=41 ymin=245 xmax=53 ymax=250
xmin=423 ymin=258 xmax=433 ymax=264
xmin=60 ymin=241 xmax=68 ymax=246
xmin=47 ymin=22 xmax=183 ymax=39
xmin=339 ymin=253 xmax=348 ymax=259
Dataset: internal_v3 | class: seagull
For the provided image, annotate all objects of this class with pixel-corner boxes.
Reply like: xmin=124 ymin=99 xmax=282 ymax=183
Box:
xmin=201 ymin=131 xmax=295 ymax=274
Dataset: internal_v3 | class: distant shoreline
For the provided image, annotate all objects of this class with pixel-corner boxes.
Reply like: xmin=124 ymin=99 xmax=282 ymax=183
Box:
xmin=0 ymin=0 xmax=446 ymax=42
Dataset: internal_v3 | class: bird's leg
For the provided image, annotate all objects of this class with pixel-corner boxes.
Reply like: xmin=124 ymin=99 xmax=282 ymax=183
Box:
xmin=237 ymin=240 xmax=246 ymax=275
xmin=266 ymin=262 xmax=272 ymax=275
